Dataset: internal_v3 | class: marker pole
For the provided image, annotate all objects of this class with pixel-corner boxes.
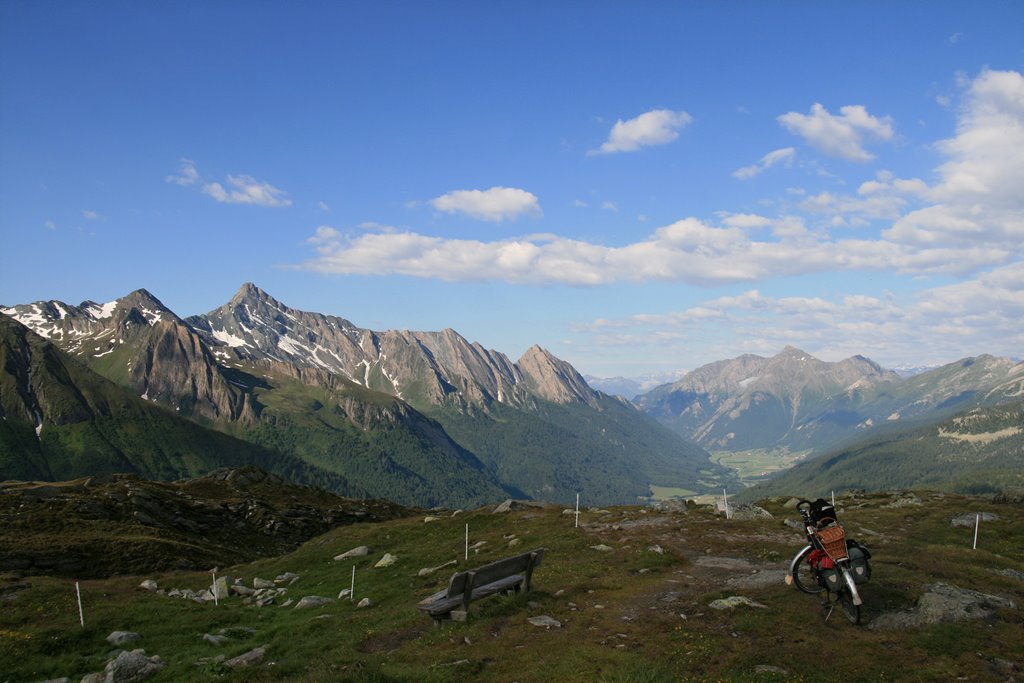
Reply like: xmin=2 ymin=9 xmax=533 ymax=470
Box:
xmin=351 ymin=565 xmax=355 ymax=601
xmin=575 ymin=493 xmax=580 ymax=529
xmin=75 ymin=582 xmax=84 ymax=627
xmin=973 ymin=514 xmax=980 ymax=550
xmin=465 ymin=523 xmax=469 ymax=560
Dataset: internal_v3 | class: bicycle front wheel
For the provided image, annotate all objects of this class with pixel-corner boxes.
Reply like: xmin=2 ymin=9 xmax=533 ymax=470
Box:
xmin=839 ymin=587 xmax=861 ymax=624
xmin=790 ymin=546 xmax=819 ymax=594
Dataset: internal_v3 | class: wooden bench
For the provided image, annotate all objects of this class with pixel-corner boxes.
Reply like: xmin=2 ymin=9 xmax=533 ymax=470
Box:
xmin=417 ymin=548 xmax=546 ymax=621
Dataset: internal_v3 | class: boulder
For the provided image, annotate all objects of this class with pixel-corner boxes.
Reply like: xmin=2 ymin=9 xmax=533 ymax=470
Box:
xmin=374 ymin=553 xmax=398 ymax=568
xmin=202 ymin=633 xmax=230 ymax=646
xmin=709 ymin=596 xmax=767 ymax=610
xmin=102 ymin=649 xmax=164 ymax=682
xmin=357 ymin=598 xmax=373 ymax=608
xmin=138 ymin=580 xmax=158 ymax=593
xmin=253 ymin=578 xmax=275 ymax=589
xmin=333 ymin=546 xmax=369 ymax=561
xmin=871 ymin=583 xmax=1017 ymax=630
xmin=294 ymin=595 xmax=333 ymax=609
xmin=951 ymin=512 xmax=1000 ymax=528
xmin=224 ymin=645 xmax=266 ymax=669
xmin=105 ymin=631 xmax=142 ymax=646
xmin=527 ymin=615 xmax=562 ymax=628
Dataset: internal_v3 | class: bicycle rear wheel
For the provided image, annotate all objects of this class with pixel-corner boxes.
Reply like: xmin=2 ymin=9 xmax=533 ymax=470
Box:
xmin=790 ymin=546 xmax=819 ymax=594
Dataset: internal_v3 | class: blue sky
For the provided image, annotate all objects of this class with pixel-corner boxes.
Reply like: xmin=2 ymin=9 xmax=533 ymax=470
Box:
xmin=2 ymin=2 xmax=1022 ymax=377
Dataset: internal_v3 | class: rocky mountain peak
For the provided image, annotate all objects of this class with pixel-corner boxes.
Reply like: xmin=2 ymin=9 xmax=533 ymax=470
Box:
xmin=517 ymin=345 xmax=599 ymax=407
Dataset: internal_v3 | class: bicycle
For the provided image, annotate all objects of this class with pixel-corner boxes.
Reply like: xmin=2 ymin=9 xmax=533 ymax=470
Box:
xmin=786 ymin=498 xmax=871 ymax=624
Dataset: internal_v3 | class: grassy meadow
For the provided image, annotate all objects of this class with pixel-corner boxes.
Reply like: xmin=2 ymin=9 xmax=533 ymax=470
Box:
xmin=1 ymin=492 xmax=1021 ymax=682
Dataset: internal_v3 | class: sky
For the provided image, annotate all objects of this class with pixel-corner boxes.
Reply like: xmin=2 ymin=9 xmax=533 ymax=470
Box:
xmin=1 ymin=2 xmax=1022 ymax=379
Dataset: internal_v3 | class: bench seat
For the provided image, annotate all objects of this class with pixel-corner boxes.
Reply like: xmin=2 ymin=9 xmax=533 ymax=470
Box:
xmin=417 ymin=548 xmax=545 ymax=619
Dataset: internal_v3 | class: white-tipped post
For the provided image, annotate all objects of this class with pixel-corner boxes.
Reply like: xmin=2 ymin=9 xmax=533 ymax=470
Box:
xmin=575 ymin=493 xmax=580 ymax=529
xmin=211 ymin=570 xmax=218 ymax=606
xmin=831 ymin=490 xmax=835 ymax=507
xmin=350 ymin=565 xmax=355 ymax=601
xmin=75 ymin=582 xmax=84 ymax=627
xmin=465 ymin=523 xmax=469 ymax=560
xmin=723 ymin=489 xmax=730 ymax=519
xmin=973 ymin=513 xmax=980 ymax=550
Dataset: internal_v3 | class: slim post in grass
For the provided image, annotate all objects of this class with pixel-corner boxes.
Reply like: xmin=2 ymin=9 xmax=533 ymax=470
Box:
xmin=75 ymin=582 xmax=84 ymax=627
xmin=831 ymin=490 xmax=835 ymax=508
xmin=973 ymin=513 xmax=980 ymax=550
xmin=723 ymin=489 xmax=730 ymax=519
xmin=350 ymin=565 xmax=355 ymax=601
xmin=575 ymin=492 xmax=580 ymax=529
xmin=211 ymin=569 xmax=218 ymax=606
xmin=465 ymin=523 xmax=469 ymax=560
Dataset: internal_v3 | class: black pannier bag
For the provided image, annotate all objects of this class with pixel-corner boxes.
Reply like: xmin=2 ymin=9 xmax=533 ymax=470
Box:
xmin=809 ymin=498 xmax=837 ymax=528
xmin=846 ymin=540 xmax=872 ymax=585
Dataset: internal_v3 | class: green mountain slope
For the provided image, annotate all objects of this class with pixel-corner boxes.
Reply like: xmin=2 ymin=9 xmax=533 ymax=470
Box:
xmin=428 ymin=393 xmax=738 ymax=505
xmin=738 ymin=399 xmax=1024 ymax=500
xmin=0 ymin=314 xmax=362 ymax=493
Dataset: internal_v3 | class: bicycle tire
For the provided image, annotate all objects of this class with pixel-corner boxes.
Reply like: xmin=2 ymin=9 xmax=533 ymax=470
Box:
xmin=839 ymin=587 xmax=861 ymax=624
xmin=790 ymin=546 xmax=819 ymax=594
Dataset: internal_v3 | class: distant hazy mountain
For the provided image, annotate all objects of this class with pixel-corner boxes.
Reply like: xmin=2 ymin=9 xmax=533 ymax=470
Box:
xmin=3 ymin=284 xmax=731 ymax=505
xmin=636 ymin=346 xmax=1023 ymax=457
xmin=585 ymin=370 xmax=687 ymax=400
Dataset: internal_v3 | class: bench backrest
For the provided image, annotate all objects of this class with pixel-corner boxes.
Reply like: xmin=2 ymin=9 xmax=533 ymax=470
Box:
xmin=445 ymin=548 xmax=545 ymax=598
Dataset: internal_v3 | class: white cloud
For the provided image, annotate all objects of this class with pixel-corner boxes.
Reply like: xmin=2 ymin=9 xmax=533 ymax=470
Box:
xmin=165 ymin=159 xmax=199 ymax=186
xmin=601 ymin=201 xmax=618 ymax=212
xmin=202 ymin=174 xmax=292 ymax=207
xmin=733 ymin=147 xmax=795 ymax=179
xmin=778 ymin=103 xmax=894 ymax=162
xmin=318 ymin=201 xmax=330 ymax=212
xmin=583 ymin=261 xmax=1023 ymax=368
xmin=429 ymin=186 xmax=541 ymax=222
xmin=44 ymin=220 xmax=56 ymax=230
xmin=590 ymin=109 xmax=693 ymax=155
xmin=81 ymin=210 xmax=101 ymax=220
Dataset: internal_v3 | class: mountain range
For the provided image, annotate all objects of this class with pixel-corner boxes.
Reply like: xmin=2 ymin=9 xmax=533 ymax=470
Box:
xmin=1 ymin=284 xmax=732 ymax=506
xmin=636 ymin=345 xmax=1024 ymax=460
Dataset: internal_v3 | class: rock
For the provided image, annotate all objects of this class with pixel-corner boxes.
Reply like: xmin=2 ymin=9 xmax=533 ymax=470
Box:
xmin=138 ymin=580 xmax=158 ymax=593
xmin=218 ymin=626 xmax=256 ymax=638
xmin=294 ymin=595 xmax=333 ymax=609
xmin=726 ymin=570 xmax=788 ymax=589
xmin=646 ymin=544 xmax=664 ymax=554
xmin=255 ymin=596 xmax=276 ymax=608
xmin=527 ymin=615 xmax=562 ymax=628
xmin=196 ymin=589 xmax=215 ymax=602
xmin=280 ymin=599 xmax=294 ymax=608
xmin=423 ymin=516 xmax=440 ymax=523
xmin=103 ymin=649 xmax=165 ymax=682
xmin=333 ymin=546 xmax=370 ymax=561
xmin=106 ymin=631 xmax=142 ymax=646
xmin=374 ymin=553 xmax=398 ymax=568
xmin=883 ymin=494 xmax=923 ymax=509
xmin=951 ymin=512 xmax=1000 ymax=528
xmin=508 ymin=538 xmax=522 ymax=548
xmin=418 ymin=559 xmax=458 ymax=577
xmin=202 ymin=633 xmax=230 ymax=646
xmin=995 ymin=568 xmax=1024 ymax=582
xmin=730 ymin=505 xmax=774 ymax=521
xmin=783 ymin=518 xmax=804 ymax=530
xmin=709 ymin=596 xmax=768 ymax=610
xmin=755 ymin=665 xmax=791 ymax=675
xmin=338 ymin=588 xmax=352 ymax=599
xmin=871 ymin=583 xmax=1017 ymax=630
xmin=230 ymin=584 xmax=255 ymax=596
xmin=590 ymin=544 xmax=613 ymax=552
xmin=211 ymin=576 xmax=232 ymax=600
xmin=253 ymin=578 xmax=275 ymax=589
xmin=357 ymin=598 xmax=373 ymax=608
xmin=274 ymin=572 xmax=299 ymax=583
xmin=493 ymin=499 xmax=515 ymax=514
xmin=784 ymin=497 xmax=802 ymax=509
xmin=224 ymin=645 xmax=266 ymax=669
